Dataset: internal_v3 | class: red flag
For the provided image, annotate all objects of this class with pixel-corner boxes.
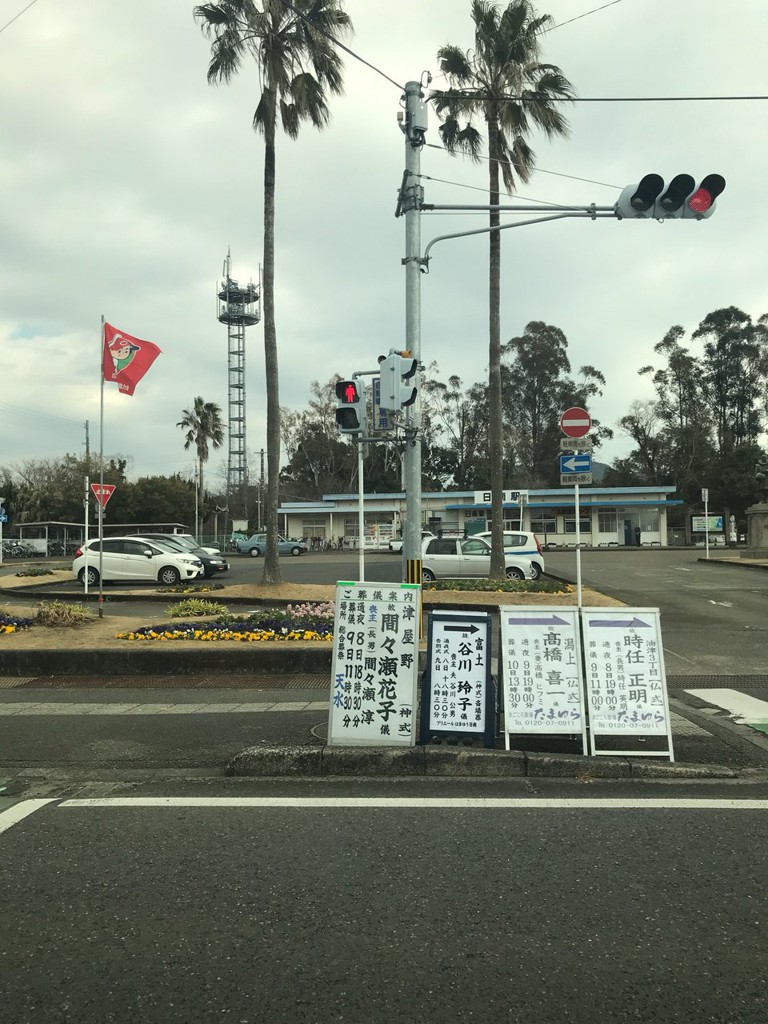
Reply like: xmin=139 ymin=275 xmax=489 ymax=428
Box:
xmin=102 ymin=322 xmax=162 ymax=397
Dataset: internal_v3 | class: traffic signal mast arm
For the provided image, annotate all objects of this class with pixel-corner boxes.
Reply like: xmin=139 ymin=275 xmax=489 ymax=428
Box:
xmin=417 ymin=174 xmax=726 ymax=264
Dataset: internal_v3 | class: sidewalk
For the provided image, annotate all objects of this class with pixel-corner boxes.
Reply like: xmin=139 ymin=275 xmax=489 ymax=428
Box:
xmin=3 ymin=568 xmax=768 ymax=784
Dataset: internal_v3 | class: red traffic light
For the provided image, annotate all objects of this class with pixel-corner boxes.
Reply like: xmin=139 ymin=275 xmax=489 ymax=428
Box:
xmin=686 ymin=173 xmax=726 ymax=215
xmin=335 ymin=380 xmax=360 ymax=404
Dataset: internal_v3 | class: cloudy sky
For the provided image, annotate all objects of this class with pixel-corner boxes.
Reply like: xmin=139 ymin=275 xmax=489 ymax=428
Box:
xmin=1 ymin=0 xmax=766 ymax=493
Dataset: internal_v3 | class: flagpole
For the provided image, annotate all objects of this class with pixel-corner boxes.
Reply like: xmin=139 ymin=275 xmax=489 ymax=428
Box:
xmin=98 ymin=316 xmax=105 ymax=617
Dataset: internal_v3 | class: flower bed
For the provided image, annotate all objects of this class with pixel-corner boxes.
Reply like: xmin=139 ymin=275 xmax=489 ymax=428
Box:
xmin=116 ymin=604 xmax=335 ymax=643
xmin=0 ymin=613 xmax=35 ymax=635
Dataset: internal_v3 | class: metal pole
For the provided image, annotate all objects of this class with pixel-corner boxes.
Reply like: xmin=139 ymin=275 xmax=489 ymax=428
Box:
xmin=83 ymin=476 xmax=89 ymax=596
xmin=704 ymin=488 xmax=710 ymax=560
xmin=402 ymin=80 xmax=424 ymax=587
xmin=575 ymin=482 xmax=583 ymax=608
xmin=357 ymin=439 xmax=365 ymax=582
xmin=98 ymin=317 xmax=104 ymax=617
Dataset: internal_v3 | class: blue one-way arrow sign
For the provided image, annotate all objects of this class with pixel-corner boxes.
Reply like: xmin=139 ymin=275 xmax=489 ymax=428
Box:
xmin=559 ymin=453 xmax=592 ymax=474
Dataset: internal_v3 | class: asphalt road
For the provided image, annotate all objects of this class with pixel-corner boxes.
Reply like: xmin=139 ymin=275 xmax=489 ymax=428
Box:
xmin=2 ymin=778 xmax=768 ymax=1024
xmin=542 ymin=548 xmax=768 ymax=677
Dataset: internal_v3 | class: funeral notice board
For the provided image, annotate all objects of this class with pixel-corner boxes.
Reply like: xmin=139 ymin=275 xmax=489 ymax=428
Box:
xmin=498 ymin=607 xmax=587 ymax=753
xmin=420 ymin=610 xmax=494 ymax=747
xmin=328 ymin=581 xmax=420 ymax=747
xmin=581 ymin=607 xmax=673 ymax=760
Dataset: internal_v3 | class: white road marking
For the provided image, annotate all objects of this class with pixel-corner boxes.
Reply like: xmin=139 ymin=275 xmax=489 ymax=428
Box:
xmin=59 ymin=797 xmax=768 ymax=810
xmin=708 ymin=600 xmax=733 ymax=607
xmin=685 ymin=688 xmax=768 ymax=724
xmin=663 ymin=647 xmax=697 ymax=665
xmin=0 ymin=701 xmax=329 ymax=716
xmin=0 ymin=799 xmax=55 ymax=835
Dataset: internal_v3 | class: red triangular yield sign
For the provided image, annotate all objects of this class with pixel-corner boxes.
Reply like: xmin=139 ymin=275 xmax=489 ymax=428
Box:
xmin=90 ymin=483 xmax=116 ymax=508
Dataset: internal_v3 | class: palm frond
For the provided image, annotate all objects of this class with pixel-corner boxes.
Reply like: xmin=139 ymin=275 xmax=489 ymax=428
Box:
xmin=438 ymin=117 xmax=483 ymax=161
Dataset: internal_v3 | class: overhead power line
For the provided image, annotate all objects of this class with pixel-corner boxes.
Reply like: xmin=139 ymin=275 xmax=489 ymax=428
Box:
xmin=276 ymin=0 xmax=403 ymax=91
xmin=545 ymin=0 xmax=627 ymax=32
xmin=425 ymin=143 xmax=621 ymax=192
xmin=489 ymin=93 xmax=768 ymax=104
xmin=0 ymin=0 xmax=39 ymax=37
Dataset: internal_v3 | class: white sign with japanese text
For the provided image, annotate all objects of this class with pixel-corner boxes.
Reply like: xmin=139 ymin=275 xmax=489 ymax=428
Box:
xmin=581 ymin=607 xmax=671 ymax=740
xmin=499 ymin=607 xmax=586 ymax=750
xmin=328 ymin=581 xmax=420 ymax=747
xmin=426 ymin=611 xmax=490 ymax=734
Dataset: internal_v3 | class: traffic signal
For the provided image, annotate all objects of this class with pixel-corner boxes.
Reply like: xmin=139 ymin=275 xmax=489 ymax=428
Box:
xmin=335 ymin=379 xmax=366 ymax=434
xmin=615 ymin=173 xmax=726 ymax=220
xmin=378 ymin=351 xmax=418 ymax=412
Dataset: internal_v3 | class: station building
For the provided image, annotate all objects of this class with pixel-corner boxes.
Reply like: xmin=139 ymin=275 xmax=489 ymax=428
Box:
xmin=279 ymin=485 xmax=682 ymax=550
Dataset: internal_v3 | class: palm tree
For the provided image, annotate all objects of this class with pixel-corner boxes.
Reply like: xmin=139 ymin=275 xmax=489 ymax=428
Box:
xmin=177 ymin=397 xmax=225 ymax=505
xmin=431 ymin=0 xmax=574 ymax=576
xmin=195 ymin=0 xmax=352 ymax=583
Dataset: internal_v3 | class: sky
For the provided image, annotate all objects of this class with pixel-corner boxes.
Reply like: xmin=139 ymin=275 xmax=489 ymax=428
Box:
xmin=1 ymin=0 xmax=766 ymax=495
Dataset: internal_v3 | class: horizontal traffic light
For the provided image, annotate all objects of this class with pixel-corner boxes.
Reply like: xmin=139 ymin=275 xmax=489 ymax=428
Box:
xmin=335 ymin=379 xmax=366 ymax=434
xmin=615 ymin=173 xmax=726 ymax=220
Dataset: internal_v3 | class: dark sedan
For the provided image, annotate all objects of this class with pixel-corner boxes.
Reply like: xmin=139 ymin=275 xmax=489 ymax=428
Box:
xmin=127 ymin=534 xmax=229 ymax=578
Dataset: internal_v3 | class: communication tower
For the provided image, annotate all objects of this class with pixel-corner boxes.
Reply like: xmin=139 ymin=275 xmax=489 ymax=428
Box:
xmin=217 ymin=251 xmax=260 ymax=519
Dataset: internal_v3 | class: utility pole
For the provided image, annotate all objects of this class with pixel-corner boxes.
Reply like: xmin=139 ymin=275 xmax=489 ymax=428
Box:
xmin=400 ymin=80 xmax=427 ymax=586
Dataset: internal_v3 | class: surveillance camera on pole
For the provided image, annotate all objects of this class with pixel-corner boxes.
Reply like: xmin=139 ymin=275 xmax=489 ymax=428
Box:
xmin=615 ymin=173 xmax=726 ymax=220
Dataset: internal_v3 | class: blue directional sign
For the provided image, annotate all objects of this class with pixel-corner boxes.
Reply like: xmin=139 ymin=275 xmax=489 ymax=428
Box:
xmin=559 ymin=453 xmax=592 ymax=475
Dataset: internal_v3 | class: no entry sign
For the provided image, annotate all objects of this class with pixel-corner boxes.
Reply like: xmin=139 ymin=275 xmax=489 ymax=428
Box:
xmin=560 ymin=406 xmax=591 ymax=439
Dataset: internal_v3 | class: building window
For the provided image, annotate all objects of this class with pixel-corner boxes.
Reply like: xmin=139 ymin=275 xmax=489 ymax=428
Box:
xmin=598 ymin=511 xmax=617 ymax=533
xmin=302 ymin=518 xmax=326 ymax=540
xmin=640 ymin=510 xmax=660 ymax=532
xmin=564 ymin=517 xmax=591 ymax=534
xmin=530 ymin=515 xmax=556 ymax=536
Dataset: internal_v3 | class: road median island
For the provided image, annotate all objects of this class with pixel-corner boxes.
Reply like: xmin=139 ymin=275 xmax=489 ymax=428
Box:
xmin=0 ymin=579 xmax=621 ymax=677
xmin=225 ymin=744 xmax=752 ymax=780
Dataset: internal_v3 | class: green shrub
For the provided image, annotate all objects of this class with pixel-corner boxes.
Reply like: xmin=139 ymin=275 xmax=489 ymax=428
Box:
xmin=157 ymin=583 xmax=225 ymax=594
xmin=423 ymin=578 xmax=569 ymax=593
xmin=35 ymin=600 xmax=94 ymax=627
xmin=168 ymin=599 xmax=228 ymax=618
xmin=15 ymin=566 xmax=55 ymax=577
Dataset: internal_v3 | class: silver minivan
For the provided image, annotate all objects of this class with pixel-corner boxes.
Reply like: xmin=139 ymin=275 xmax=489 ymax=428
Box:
xmin=421 ymin=536 xmax=536 ymax=582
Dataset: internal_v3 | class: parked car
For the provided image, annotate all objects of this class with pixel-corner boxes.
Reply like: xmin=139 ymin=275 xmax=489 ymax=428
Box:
xmin=474 ymin=530 xmax=545 ymax=579
xmin=126 ymin=533 xmax=229 ymax=578
xmin=73 ymin=537 xmax=204 ymax=587
xmin=236 ymin=534 xmax=308 ymax=557
xmin=421 ymin=535 xmax=536 ymax=582
xmin=130 ymin=531 xmax=221 ymax=555
xmin=388 ymin=530 xmax=435 ymax=553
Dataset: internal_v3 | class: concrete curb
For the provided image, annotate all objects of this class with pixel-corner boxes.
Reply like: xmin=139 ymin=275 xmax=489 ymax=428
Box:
xmin=700 ymin=557 xmax=768 ymax=572
xmin=669 ymin=698 xmax=768 ymax=763
xmin=0 ymin=647 xmax=334 ymax=676
xmin=225 ymin=745 xmax=746 ymax=780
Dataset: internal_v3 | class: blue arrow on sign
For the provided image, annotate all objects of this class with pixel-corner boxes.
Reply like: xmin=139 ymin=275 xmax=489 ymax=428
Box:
xmin=559 ymin=453 xmax=592 ymax=474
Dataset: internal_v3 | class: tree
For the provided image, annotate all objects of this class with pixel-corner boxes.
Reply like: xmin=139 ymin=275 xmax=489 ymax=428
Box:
xmin=177 ymin=397 xmax=225 ymax=501
xmin=431 ymin=0 xmax=574 ymax=576
xmin=195 ymin=0 xmax=353 ymax=583
xmin=280 ymin=379 xmax=357 ymax=498
xmin=501 ymin=321 xmax=610 ymax=486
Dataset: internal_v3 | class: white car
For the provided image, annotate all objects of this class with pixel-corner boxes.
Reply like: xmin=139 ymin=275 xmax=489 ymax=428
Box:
xmin=133 ymin=531 xmax=221 ymax=555
xmin=421 ymin=536 xmax=537 ymax=582
xmin=389 ymin=531 xmax=435 ymax=553
xmin=474 ymin=530 xmax=545 ymax=579
xmin=73 ymin=537 xmax=204 ymax=587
